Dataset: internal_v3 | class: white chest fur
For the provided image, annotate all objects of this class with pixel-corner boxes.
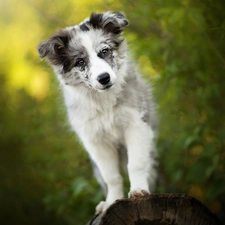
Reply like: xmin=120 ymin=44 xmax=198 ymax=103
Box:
xmin=63 ymin=85 xmax=136 ymax=145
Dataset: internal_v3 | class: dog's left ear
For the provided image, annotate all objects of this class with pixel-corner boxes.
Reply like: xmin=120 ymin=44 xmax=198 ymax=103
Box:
xmin=89 ymin=11 xmax=129 ymax=35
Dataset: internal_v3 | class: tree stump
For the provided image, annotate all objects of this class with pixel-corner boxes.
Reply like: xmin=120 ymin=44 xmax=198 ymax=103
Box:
xmin=87 ymin=194 xmax=222 ymax=225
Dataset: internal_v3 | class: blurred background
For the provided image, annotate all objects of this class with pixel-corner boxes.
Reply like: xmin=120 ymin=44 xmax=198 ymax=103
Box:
xmin=0 ymin=0 xmax=225 ymax=224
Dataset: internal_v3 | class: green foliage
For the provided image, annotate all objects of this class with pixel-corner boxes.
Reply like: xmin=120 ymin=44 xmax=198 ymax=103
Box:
xmin=44 ymin=177 xmax=103 ymax=223
xmin=1 ymin=0 xmax=225 ymax=224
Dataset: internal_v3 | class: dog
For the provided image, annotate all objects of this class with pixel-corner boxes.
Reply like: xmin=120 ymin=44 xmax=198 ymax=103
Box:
xmin=37 ymin=11 xmax=158 ymax=213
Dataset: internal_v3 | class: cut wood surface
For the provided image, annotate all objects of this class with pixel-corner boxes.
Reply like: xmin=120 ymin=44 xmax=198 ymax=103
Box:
xmin=87 ymin=194 xmax=222 ymax=225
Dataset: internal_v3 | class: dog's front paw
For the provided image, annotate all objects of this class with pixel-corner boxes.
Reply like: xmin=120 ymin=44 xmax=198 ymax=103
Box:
xmin=128 ymin=188 xmax=150 ymax=198
xmin=95 ymin=201 xmax=110 ymax=214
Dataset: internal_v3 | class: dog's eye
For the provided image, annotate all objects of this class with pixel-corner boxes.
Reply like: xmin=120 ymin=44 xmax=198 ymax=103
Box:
xmin=102 ymin=48 xmax=109 ymax=55
xmin=76 ymin=59 xmax=85 ymax=67
xmin=98 ymin=48 xmax=109 ymax=59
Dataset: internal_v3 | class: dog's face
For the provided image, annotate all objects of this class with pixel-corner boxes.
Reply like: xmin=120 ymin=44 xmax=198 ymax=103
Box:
xmin=38 ymin=12 xmax=128 ymax=91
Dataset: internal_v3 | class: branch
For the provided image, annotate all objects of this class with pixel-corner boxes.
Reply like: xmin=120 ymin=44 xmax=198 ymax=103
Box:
xmin=87 ymin=194 xmax=222 ymax=225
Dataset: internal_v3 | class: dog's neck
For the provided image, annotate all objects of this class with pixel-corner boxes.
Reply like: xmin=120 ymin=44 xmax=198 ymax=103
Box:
xmin=62 ymin=83 xmax=120 ymax=114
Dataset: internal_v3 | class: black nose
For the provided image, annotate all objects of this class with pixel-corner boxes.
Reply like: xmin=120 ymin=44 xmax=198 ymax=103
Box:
xmin=97 ymin=73 xmax=110 ymax=85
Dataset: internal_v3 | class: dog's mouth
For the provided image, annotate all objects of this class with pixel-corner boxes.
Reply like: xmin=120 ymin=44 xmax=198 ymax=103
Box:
xmin=103 ymin=83 xmax=113 ymax=90
xmin=87 ymin=83 xmax=114 ymax=91
xmin=96 ymin=83 xmax=114 ymax=92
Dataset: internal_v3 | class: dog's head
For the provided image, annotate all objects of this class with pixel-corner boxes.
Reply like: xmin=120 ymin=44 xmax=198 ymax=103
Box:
xmin=37 ymin=12 xmax=128 ymax=91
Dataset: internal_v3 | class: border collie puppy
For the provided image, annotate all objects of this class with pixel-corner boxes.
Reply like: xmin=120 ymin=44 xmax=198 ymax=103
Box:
xmin=38 ymin=11 xmax=158 ymax=213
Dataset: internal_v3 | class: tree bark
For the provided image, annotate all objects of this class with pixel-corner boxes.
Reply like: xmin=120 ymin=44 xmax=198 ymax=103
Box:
xmin=87 ymin=194 xmax=222 ymax=225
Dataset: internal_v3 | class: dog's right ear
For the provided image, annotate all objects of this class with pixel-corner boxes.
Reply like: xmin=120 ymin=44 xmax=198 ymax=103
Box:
xmin=37 ymin=40 xmax=51 ymax=59
xmin=37 ymin=30 xmax=71 ymax=59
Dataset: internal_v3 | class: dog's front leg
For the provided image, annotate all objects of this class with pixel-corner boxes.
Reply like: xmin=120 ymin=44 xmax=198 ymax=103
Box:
xmin=125 ymin=120 xmax=157 ymax=198
xmin=83 ymin=140 xmax=124 ymax=213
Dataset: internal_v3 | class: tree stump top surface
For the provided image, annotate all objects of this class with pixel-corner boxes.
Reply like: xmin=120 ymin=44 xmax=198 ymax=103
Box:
xmin=87 ymin=194 xmax=222 ymax=225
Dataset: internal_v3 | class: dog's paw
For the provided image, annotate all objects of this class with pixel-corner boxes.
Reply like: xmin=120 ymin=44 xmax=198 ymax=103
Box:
xmin=128 ymin=188 xmax=150 ymax=198
xmin=95 ymin=201 xmax=109 ymax=214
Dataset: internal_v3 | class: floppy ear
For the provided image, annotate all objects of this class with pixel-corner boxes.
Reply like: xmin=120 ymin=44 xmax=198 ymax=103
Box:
xmin=37 ymin=30 xmax=71 ymax=59
xmin=89 ymin=11 xmax=129 ymax=35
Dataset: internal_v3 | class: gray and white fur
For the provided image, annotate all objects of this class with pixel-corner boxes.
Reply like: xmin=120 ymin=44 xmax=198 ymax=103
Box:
xmin=37 ymin=11 xmax=158 ymax=213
